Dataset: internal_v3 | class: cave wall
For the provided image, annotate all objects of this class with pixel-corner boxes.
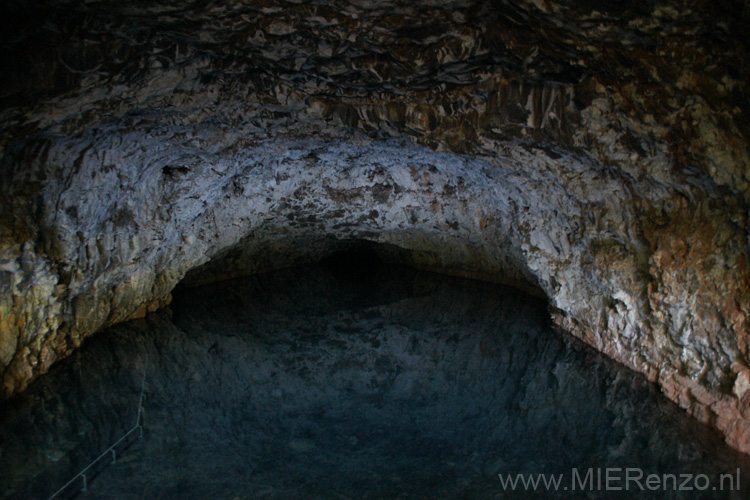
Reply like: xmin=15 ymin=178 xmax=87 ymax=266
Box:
xmin=1 ymin=0 xmax=750 ymax=453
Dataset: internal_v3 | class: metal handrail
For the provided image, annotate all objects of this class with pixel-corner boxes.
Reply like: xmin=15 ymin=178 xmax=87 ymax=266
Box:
xmin=46 ymin=424 xmax=143 ymax=498
xmin=46 ymin=351 xmax=149 ymax=500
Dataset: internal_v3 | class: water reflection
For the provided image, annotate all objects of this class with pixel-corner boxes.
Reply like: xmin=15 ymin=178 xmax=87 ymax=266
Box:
xmin=1 ymin=262 xmax=748 ymax=499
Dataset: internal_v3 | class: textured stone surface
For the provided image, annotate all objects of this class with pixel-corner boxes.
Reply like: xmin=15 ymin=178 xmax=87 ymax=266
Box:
xmin=1 ymin=0 xmax=749 ymax=453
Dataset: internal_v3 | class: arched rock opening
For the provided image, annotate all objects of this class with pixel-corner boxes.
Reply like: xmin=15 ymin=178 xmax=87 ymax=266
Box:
xmin=1 ymin=0 xmax=749 ymax=455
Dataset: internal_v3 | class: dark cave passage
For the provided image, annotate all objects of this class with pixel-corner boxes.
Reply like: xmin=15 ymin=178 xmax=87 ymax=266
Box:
xmin=1 ymin=254 xmax=748 ymax=500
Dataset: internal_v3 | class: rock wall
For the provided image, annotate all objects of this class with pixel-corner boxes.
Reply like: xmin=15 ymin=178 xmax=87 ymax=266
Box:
xmin=1 ymin=0 xmax=750 ymax=452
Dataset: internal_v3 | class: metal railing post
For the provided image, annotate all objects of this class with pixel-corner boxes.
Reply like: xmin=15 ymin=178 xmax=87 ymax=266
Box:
xmin=45 ymin=349 xmax=149 ymax=500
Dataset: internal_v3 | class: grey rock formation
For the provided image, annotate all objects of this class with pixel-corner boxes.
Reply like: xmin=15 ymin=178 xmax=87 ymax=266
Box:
xmin=1 ymin=0 xmax=749 ymax=452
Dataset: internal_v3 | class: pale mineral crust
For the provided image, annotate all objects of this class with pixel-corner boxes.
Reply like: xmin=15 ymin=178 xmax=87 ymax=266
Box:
xmin=1 ymin=0 xmax=749 ymax=452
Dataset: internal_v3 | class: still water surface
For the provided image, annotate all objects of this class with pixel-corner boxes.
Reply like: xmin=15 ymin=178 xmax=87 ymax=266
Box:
xmin=1 ymin=260 xmax=748 ymax=499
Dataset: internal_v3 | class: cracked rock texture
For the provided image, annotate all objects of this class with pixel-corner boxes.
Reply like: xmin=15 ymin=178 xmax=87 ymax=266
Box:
xmin=1 ymin=0 xmax=750 ymax=452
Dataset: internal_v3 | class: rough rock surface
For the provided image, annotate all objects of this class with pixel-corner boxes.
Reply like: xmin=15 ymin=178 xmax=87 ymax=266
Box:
xmin=1 ymin=0 xmax=750 ymax=452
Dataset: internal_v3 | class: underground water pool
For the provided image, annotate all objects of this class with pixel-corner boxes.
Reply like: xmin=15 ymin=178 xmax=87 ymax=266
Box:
xmin=1 ymin=255 xmax=748 ymax=499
